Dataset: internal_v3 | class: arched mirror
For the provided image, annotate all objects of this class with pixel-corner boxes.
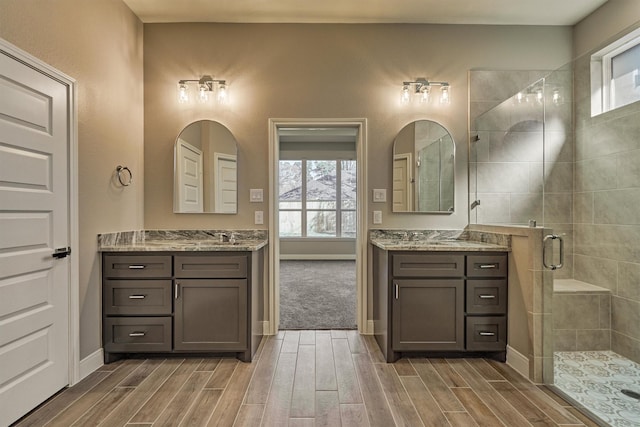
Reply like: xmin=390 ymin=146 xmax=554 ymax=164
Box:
xmin=173 ymin=120 xmax=238 ymax=213
xmin=392 ymin=120 xmax=455 ymax=213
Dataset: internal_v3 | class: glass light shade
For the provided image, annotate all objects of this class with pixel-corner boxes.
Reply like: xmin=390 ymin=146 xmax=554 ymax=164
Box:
xmin=440 ymin=85 xmax=450 ymax=104
xmin=400 ymin=84 xmax=411 ymax=104
xmin=198 ymin=84 xmax=209 ymax=103
xmin=177 ymin=83 xmax=189 ymax=104
xmin=217 ymin=83 xmax=228 ymax=104
xmin=419 ymin=85 xmax=430 ymax=103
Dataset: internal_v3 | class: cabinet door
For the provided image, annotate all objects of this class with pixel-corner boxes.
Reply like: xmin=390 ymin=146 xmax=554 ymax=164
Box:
xmin=174 ymin=279 xmax=247 ymax=351
xmin=392 ymin=279 xmax=464 ymax=351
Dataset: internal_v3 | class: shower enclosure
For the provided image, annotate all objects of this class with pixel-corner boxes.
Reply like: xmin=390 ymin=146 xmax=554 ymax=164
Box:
xmin=470 ymin=58 xmax=640 ymax=426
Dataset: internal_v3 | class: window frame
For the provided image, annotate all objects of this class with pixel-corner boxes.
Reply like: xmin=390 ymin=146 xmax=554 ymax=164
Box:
xmin=592 ymin=27 xmax=640 ymax=116
xmin=279 ymin=159 xmax=356 ymax=239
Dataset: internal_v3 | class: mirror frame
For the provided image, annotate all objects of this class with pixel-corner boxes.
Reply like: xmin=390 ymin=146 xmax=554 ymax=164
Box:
xmin=392 ymin=119 xmax=455 ymax=214
xmin=173 ymin=120 xmax=238 ymax=214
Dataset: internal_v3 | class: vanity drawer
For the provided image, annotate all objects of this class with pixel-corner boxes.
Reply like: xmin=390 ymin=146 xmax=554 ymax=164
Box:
xmin=104 ymin=280 xmax=172 ymax=315
xmin=104 ymin=317 xmax=171 ymax=352
xmin=103 ymin=254 xmax=172 ymax=279
xmin=465 ymin=316 xmax=506 ymax=351
xmin=466 ymin=280 xmax=507 ymax=315
xmin=466 ymin=254 xmax=507 ymax=278
xmin=392 ymin=253 xmax=464 ymax=277
xmin=175 ymin=254 xmax=248 ymax=278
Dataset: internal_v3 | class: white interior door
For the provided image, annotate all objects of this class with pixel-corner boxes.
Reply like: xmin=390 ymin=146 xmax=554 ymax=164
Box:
xmin=175 ymin=139 xmax=203 ymax=212
xmin=0 ymin=46 xmax=71 ymax=425
xmin=214 ymin=153 xmax=237 ymax=213
xmin=393 ymin=154 xmax=412 ymax=211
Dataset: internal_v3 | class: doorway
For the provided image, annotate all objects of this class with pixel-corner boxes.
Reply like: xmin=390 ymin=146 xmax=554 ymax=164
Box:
xmin=268 ymin=119 xmax=368 ymax=334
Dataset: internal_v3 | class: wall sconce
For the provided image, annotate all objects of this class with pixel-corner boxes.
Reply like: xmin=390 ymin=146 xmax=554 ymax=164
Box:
xmin=400 ymin=79 xmax=450 ymax=105
xmin=177 ymin=75 xmax=228 ymax=105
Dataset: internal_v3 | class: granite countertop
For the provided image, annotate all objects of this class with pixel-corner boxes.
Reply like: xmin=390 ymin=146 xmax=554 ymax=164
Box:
xmin=369 ymin=229 xmax=510 ymax=252
xmin=98 ymin=230 xmax=268 ymax=252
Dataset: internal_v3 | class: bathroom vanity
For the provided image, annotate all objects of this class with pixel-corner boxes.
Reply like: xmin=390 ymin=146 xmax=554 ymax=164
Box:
xmin=371 ymin=231 xmax=509 ymax=362
xmin=98 ymin=230 xmax=267 ymax=363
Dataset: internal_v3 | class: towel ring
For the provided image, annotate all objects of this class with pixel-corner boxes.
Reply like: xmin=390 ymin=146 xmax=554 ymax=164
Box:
xmin=116 ymin=165 xmax=133 ymax=186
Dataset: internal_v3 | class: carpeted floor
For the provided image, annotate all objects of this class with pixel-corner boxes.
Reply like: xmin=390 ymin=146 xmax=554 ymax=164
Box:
xmin=279 ymin=260 xmax=356 ymax=330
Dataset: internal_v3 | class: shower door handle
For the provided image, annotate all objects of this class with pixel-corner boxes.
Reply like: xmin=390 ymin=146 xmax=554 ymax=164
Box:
xmin=543 ymin=234 xmax=564 ymax=270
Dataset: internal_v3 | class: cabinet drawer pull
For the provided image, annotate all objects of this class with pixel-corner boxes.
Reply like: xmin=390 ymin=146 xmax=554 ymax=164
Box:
xmin=128 ymin=265 xmax=146 ymax=269
xmin=175 ymin=282 xmax=180 ymax=300
xmin=129 ymin=331 xmax=146 ymax=337
xmin=479 ymin=295 xmax=496 ymax=299
xmin=395 ymin=283 xmax=399 ymax=300
xmin=478 ymin=264 xmax=498 ymax=269
xmin=479 ymin=331 xmax=495 ymax=336
xmin=128 ymin=294 xmax=146 ymax=299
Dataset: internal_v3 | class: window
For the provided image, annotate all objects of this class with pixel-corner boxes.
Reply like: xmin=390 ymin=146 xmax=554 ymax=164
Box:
xmin=592 ymin=27 xmax=640 ymax=116
xmin=279 ymin=159 xmax=356 ymax=238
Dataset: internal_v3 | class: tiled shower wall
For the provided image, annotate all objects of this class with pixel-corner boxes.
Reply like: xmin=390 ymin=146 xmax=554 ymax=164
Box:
xmin=573 ymin=55 xmax=640 ymax=364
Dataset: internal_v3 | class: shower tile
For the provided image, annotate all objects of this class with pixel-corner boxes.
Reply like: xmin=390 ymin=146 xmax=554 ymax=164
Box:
xmin=555 ymin=329 xmax=577 ymax=351
xmin=544 ymin=162 xmax=574 ymax=193
xmin=575 ymin=156 xmax=617 ymax=192
xmin=489 ymin=131 xmax=543 ymax=162
xmin=510 ymin=193 xmax=543 ymax=224
xmin=617 ymin=149 xmax=640 ymax=189
xmin=611 ymin=296 xmax=640 ymax=341
xmin=574 ymin=224 xmax=640 ymax=263
xmin=573 ymin=192 xmax=594 ymax=224
xmin=573 ymin=254 xmax=617 ymax=292
xmin=469 ymin=70 xmax=532 ymax=102
xmin=475 ymin=193 xmax=510 ymax=223
xmin=618 ymin=261 xmax=640 ymax=301
xmin=476 ymin=163 xmax=530 ymax=193
xmin=576 ymin=330 xmax=611 ymax=351
xmin=546 ymin=130 xmax=574 ymax=163
xmin=596 ymin=188 xmax=640 ymax=225
xmin=470 ymin=101 xmax=501 ymax=125
xmin=553 ymin=294 xmax=600 ymax=330
xmin=543 ymin=193 xmax=572 ymax=224
xmin=529 ymin=162 xmax=544 ymax=193
xmin=600 ymin=294 xmax=611 ymax=329
xmin=612 ymin=331 xmax=640 ymax=365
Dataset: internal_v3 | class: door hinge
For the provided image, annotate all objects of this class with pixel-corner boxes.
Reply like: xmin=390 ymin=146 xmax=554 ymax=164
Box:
xmin=52 ymin=247 xmax=71 ymax=259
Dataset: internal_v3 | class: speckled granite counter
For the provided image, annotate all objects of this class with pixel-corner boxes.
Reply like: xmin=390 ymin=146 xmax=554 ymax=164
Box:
xmin=369 ymin=229 xmax=510 ymax=252
xmin=98 ymin=229 xmax=268 ymax=252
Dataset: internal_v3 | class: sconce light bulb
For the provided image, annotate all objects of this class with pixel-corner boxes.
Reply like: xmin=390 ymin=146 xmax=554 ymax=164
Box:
xmin=217 ymin=83 xmax=228 ymax=104
xmin=178 ymin=83 xmax=189 ymax=104
xmin=440 ymin=85 xmax=450 ymax=104
xmin=401 ymin=84 xmax=411 ymax=104
xmin=419 ymin=85 xmax=430 ymax=103
xmin=198 ymin=84 xmax=209 ymax=103
xmin=552 ymin=89 xmax=561 ymax=105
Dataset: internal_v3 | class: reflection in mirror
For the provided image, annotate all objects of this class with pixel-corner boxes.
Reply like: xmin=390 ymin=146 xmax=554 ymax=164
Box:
xmin=174 ymin=120 xmax=238 ymax=213
xmin=392 ymin=120 xmax=454 ymax=213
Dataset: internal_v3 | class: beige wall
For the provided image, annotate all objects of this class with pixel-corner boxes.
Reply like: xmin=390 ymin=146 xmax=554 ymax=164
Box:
xmin=144 ymin=23 xmax=573 ymax=231
xmin=0 ymin=0 xmax=144 ymax=359
xmin=573 ymin=0 xmax=640 ymax=58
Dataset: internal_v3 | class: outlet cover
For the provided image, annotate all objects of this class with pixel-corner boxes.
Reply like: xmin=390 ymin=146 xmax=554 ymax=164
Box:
xmin=373 ymin=189 xmax=386 ymax=202
xmin=373 ymin=210 xmax=382 ymax=224
xmin=254 ymin=210 xmax=264 ymax=225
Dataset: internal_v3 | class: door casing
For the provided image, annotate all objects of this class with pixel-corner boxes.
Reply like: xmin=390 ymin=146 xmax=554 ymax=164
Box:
xmin=268 ymin=118 xmax=369 ymax=334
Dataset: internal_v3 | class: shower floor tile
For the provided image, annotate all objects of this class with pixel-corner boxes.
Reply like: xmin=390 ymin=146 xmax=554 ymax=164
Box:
xmin=555 ymin=351 xmax=640 ymax=426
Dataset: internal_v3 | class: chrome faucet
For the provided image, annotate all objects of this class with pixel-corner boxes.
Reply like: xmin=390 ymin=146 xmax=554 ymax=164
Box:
xmin=409 ymin=231 xmax=420 ymax=241
xmin=220 ymin=232 xmax=237 ymax=244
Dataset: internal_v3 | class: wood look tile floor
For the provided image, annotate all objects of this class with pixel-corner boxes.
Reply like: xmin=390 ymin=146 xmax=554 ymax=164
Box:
xmin=15 ymin=331 xmax=601 ymax=427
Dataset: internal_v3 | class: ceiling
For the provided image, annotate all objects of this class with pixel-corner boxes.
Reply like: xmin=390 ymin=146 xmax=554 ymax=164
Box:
xmin=123 ymin=0 xmax=608 ymax=25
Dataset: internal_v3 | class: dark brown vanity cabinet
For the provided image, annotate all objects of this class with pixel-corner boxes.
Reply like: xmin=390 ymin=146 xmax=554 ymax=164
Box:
xmin=102 ymin=251 xmax=263 ymax=363
xmin=373 ymin=247 xmax=507 ymax=362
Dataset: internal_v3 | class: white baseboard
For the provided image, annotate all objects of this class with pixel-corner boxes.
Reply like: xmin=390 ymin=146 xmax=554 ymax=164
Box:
xmin=79 ymin=348 xmax=104 ymax=380
xmin=362 ymin=320 xmax=374 ymax=335
xmin=506 ymin=345 xmax=530 ymax=379
xmin=279 ymin=254 xmax=356 ymax=260
xmin=262 ymin=321 xmax=271 ymax=335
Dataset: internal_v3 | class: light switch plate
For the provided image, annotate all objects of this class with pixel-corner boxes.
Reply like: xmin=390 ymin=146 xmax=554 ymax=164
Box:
xmin=250 ymin=188 xmax=263 ymax=203
xmin=254 ymin=210 xmax=264 ymax=225
xmin=373 ymin=189 xmax=386 ymax=202
xmin=373 ymin=210 xmax=382 ymax=224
